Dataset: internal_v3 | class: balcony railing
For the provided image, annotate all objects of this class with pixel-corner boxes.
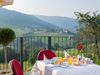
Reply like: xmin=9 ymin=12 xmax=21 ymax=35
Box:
xmin=0 ymin=36 xmax=100 ymax=72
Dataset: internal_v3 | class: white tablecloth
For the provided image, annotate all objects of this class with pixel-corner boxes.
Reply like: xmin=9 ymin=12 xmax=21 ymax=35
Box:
xmin=32 ymin=61 xmax=100 ymax=75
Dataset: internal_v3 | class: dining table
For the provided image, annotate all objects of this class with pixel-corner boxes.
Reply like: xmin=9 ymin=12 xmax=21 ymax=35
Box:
xmin=31 ymin=59 xmax=100 ymax=75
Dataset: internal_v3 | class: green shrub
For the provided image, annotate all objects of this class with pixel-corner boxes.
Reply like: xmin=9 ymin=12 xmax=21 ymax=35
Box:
xmin=29 ymin=49 xmax=41 ymax=65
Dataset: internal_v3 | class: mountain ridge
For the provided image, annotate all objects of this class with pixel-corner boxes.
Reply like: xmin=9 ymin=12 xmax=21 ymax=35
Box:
xmin=36 ymin=15 xmax=78 ymax=32
xmin=0 ymin=8 xmax=60 ymax=36
xmin=0 ymin=8 xmax=77 ymax=36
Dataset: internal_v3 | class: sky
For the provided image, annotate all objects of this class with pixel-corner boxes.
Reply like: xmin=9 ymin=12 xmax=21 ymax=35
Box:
xmin=3 ymin=0 xmax=100 ymax=18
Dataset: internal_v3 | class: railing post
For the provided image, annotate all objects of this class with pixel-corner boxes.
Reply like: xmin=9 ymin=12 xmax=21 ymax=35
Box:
xmin=48 ymin=36 xmax=51 ymax=50
xmin=20 ymin=37 xmax=23 ymax=70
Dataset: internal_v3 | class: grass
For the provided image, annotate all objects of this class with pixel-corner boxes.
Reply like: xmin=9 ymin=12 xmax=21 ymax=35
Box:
xmin=23 ymin=61 xmax=32 ymax=72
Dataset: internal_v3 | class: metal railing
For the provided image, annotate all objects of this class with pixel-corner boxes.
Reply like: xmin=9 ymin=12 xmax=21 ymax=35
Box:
xmin=0 ymin=36 xmax=100 ymax=72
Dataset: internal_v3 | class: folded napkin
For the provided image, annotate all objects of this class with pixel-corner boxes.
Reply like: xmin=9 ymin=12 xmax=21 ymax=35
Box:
xmin=43 ymin=54 xmax=52 ymax=64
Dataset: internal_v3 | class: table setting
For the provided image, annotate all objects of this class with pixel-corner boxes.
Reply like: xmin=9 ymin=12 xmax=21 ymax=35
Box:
xmin=32 ymin=52 xmax=100 ymax=75
xmin=44 ymin=54 xmax=100 ymax=75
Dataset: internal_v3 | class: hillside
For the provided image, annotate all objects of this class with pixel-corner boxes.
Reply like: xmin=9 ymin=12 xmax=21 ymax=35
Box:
xmin=36 ymin=15 xmax=78 ymax=33
xmin=0 ymin=8 xmax=76 ymax=36
xmin=0 ymin=8 xmax=59 ymax=36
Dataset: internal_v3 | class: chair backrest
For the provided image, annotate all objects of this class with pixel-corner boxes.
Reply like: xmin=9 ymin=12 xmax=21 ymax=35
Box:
xmin=9 ymin=59 xmax=24 ymax=75
xmin=37 ymin=50 xmax=56 ymax=60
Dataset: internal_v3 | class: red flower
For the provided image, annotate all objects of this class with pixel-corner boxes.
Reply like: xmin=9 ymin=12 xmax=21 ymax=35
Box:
xmin=76 ymin=43 xmax=83 ymax=51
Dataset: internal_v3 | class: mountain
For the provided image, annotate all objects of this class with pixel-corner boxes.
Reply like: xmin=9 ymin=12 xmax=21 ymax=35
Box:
xmin=36 ymin=15 xmax=78 ymax=33
xmin=0 ymin=8 xmax=77 ymax=37
xmin=0 ymin=8 xmax=59 ymax=36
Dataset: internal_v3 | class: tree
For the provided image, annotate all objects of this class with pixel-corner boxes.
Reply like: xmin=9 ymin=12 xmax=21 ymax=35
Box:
xmin=0 ymin=28 xmax=16 ymax=74
xmin=74 ymin=11 xmax=100 ymax=56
